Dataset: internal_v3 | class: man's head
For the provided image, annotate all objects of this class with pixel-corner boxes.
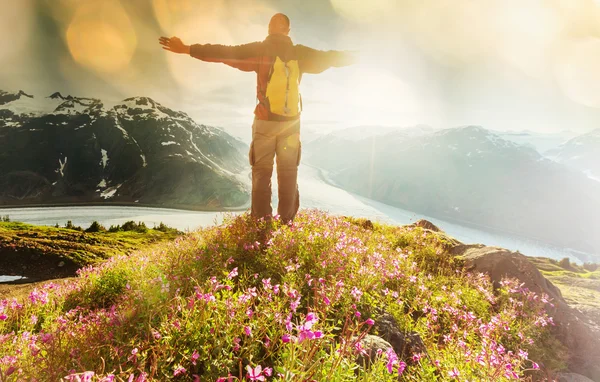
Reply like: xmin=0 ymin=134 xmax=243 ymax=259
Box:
xmin=268 ymin=13 xmax=290 ymax=36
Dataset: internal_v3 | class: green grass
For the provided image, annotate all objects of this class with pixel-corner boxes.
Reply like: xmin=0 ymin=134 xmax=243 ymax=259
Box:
xmin=0 ymin=221 xmax=182 ymax=267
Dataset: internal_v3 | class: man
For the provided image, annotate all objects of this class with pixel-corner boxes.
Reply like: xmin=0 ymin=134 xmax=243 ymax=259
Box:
xmin=159 ymin=13 xmax=355 ymax=224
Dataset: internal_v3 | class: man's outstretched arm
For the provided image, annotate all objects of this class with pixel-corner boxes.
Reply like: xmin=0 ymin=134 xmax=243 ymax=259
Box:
xmin=297 ymin=45 xmax=358 ymax=74
xmin=159 ymin=36 xmax=262 ymax=72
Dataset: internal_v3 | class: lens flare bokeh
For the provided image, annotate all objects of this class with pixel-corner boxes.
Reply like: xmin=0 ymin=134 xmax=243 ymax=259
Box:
xmin=65 ymin=0 xmax=137 ymax=74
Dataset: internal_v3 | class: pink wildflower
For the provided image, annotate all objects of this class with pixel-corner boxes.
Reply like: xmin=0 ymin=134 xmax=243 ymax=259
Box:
xmin=173 ymin=366 xmax=186 ymax=377
xmin=385 ymin=348 xmax=398 ymax=373
xmin=246 ymin=365 xmax=265 ymax=381
xmin=227 ymin=268 xmax=238 ymax=279
xmin=191 ymin=350 xmax=199 ymax=365
xmin=398 ymin=361 xmax=407 ymax=375
xmin=350 ymin=286 xmax=363 ymax=301
xmin=448 ymin=367 xmax=460 ymax=378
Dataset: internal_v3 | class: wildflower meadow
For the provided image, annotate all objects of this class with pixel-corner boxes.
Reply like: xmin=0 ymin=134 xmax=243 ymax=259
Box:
xmin=0 ymin=211 xmax=561 ymax=381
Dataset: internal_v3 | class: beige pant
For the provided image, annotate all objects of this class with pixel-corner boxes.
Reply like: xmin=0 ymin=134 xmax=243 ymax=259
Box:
xmin=249 ymin=118 xmax=301 ymax=224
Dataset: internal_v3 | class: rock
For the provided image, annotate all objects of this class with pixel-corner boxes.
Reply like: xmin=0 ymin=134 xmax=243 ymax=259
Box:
xmin=451 ymin=245 xmax=600 ymax=381
xmin=555 ymin=372 xmax=596 ymax=382
xmin=410 ymin=219 xmax=441 ymax=232
xmin=361 ymin=219 xmax=374 ymax=230
xmin=451 ymin=245 xmax=563 ymax=300
xmin=58 ymin=261 xmax=65 ymax=268
xmin=355 ymin=335 xmax=393 ymax=368
xmin=374 ymin=313 xmax=426 ymax=360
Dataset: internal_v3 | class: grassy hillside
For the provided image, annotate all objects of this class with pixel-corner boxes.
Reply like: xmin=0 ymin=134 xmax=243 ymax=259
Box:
xmin=0 ymin=211 xmax=563 ymax=381
xmin=529 ymin=257 xmax=600 ymax=328
xmin=0 ymin=220 xmax=181 ymax=285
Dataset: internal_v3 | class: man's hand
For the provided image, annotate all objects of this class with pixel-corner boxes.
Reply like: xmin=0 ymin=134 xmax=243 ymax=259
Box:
xmin=159 ymin=36 xmax=190 ymax=55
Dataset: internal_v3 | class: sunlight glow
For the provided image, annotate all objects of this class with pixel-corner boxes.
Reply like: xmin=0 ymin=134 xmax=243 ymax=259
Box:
xmin=301 ymin=63 xmax=428 ymax=128
xmin=490 ymin=0 xmax=564 ymax=79
xmin=330 ymin=0 xmax=397 ymax=23
xmin=554 ymin=38 xmax=600 ymax=108
xmin=0 ymin=1 xmax=34 ymax=68
xmin=153 ymin=0 xmax=272 ymax=92
xmin=66 ymin=0 xmax=137 ymax=73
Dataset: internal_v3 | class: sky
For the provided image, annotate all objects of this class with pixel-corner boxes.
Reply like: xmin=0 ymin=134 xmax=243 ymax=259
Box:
xmin=2 ymin=0 xmax=600 ymax=141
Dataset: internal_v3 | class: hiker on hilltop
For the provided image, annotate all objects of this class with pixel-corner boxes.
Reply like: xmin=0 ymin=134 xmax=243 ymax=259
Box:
xmin=159 ymin=13 xmax=356 ymax=224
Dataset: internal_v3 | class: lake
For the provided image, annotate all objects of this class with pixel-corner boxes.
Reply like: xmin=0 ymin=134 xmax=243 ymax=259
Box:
xmin=0 ymin=164 xmax=596 ymax=265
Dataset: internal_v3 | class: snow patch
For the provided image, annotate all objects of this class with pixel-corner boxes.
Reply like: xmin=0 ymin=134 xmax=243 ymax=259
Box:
xmin=161 ymin=141 xmax=177 ymax=146
xmin=1 ymin=95 xmax=62 ymax=116
xmin=97 ymin=179 xmax=107 ymax=188
xmin=56 ymin=157 xmax=68 ymax=177
xmin=113 ymin=115 xmax=129 ymax=138
xmin=53 ymin=101 xmax=90 ymax=115
xmin=100 ymin=149 xmax=108 ymax=168
xmin=140 ymin=154 xmax=147 ymax=167
xmin=100 ymin=183 xmax=122 ymax=199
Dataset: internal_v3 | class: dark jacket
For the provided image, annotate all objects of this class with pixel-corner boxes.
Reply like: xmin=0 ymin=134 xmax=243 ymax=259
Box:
xmin=189 ymin=34 xmax=355 ymax=121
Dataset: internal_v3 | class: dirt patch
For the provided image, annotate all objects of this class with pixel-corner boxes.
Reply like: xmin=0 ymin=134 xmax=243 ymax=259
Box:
xmin=0 ymin=278 xmax=76 ymax=302
xmin=0 ymin=247 xmax=79 ymax=282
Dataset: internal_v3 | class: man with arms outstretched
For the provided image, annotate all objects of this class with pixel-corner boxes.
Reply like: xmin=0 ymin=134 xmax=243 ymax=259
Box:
xmin=159 ymin=13 xmax=355 ymax=224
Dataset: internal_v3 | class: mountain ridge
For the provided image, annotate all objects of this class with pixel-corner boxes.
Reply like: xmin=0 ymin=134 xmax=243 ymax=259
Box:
xmin=306 ymin=125 xmax=600 ymax=256
xmin=0 ymin=89 xmax=250 ymax=210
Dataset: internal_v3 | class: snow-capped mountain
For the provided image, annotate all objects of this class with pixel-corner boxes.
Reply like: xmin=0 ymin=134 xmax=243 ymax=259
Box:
xmin=306 ymin=125 xmax=600 ymax=255
xmin=0 ymin=90 xmax=250 ymax=209
xmin=546 ymin=128 xmax=600 ymax=182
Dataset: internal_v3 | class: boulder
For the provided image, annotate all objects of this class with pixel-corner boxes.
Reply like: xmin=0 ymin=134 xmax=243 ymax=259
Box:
xmin=410 ymin=219 xmax=441 ymax=232
xmin=374 ymin=313 xmax=427 ymax=360
xmin=355 ymin=335 xmax=393 ymax=368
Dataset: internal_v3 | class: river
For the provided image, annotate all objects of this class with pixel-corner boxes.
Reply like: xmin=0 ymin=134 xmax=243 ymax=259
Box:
xmin=1 ymin=164 xmax=596 ymax=269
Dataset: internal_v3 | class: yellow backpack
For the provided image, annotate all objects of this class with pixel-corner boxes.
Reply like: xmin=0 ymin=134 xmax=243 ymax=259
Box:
xmin=265 ymin=56 xmax=301 ymax=117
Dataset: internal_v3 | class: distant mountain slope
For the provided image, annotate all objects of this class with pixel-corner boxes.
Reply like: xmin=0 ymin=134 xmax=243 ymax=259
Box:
xmin=306 ymin=125 xmax=600 ymax=254
xmin=546 ymin=128 xmax=600 ymax=182
xmin=492 ymin=129 xmax=576 ymax=153
xmin=0 ymin=90 xmax=249 ymax=209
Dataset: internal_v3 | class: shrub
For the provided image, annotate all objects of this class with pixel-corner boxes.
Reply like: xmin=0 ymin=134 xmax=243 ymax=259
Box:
xmin=85 ymin=221 xmax=107 ymax=233
xmin=121 ymin=221 xmax=148 ymax=233
xmin=154 ymin=222 xmax=179 ymax=234
xmin=65 ymin=220 xmax=83 ymax=231
xmin=558 ymin=257 xmax=571 ymax=269
xmin=64 ymin=268 xmax=130 ymax=310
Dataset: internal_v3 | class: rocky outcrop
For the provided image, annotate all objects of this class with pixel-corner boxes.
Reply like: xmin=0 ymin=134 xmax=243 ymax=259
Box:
xmin=450 ymin=244 xmax=564 ymax=299
xmin=410 ymin=219 xmax=441 ymax=232
xmin=556 ymin=373 xmax=597 ymax=382
xmin=451 ymin=243 xmax=600 ymax=381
